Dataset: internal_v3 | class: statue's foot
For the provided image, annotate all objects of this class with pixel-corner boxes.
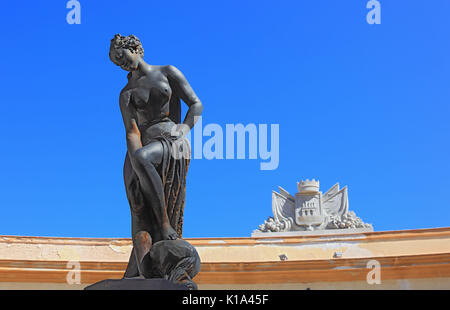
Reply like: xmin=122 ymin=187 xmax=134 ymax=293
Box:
xmin=162 ymin=225 xmax=179 ymax=240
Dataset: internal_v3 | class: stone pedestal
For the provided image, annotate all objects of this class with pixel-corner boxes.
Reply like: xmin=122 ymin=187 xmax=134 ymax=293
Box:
xmin=84 ymin=278 xmax=191 ymax=290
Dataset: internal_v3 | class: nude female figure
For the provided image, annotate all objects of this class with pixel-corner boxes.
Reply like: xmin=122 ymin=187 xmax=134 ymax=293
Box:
xmin=109 ymin=34 xmax=203 ymax=278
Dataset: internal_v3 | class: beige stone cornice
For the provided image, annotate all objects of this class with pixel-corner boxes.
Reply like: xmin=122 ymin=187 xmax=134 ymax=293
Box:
xmin=1 ymin=227 xmax=449 ymax=286
xmin=0 ymin=253 xmax=449 ymax=284
xmin=1 ymin=226 xmax=450 ymax=246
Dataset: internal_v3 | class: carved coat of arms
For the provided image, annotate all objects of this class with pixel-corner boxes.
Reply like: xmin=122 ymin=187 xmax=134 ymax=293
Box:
xmin=256 ymin=179 xmax=373 ymax=233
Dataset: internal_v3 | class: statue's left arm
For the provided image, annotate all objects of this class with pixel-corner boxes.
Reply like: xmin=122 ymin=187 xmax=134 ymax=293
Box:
xmin=165 ymin=65 xmax=203 ymax=136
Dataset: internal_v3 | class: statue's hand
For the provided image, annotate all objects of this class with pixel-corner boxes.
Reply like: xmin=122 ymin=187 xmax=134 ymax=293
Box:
xmin=170 ymin=124 xmax=189 ymax=140
xmin=170 ymin=130 xmax=183 ymax=140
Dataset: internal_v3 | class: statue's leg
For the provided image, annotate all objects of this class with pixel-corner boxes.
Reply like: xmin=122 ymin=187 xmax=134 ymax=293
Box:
xmin=133 ymin=231 xmax=152 ymax=277
xmin=129 ymin=141 xmax=178 ymax=241
xmin=123 ymin=154 xmax=153 ymax=278
xmin=123 ymin=154 xmax=139 ymax=278
xmin=123 ymin=247 xmax=138 ymax=278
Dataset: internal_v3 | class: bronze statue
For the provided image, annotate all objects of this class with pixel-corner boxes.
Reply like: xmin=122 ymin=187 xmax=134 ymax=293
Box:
xmin=109 ymin=34 xmax=203 ymax=289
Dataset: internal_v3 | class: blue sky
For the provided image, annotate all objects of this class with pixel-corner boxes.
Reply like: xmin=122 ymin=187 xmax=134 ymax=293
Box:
xmin=0 ymin=1 xmax=449 ymax=238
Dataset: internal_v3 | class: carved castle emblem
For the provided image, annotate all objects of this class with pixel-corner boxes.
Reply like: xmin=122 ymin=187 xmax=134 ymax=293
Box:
xmin=256 ymin=179 xmax=373 ymax=233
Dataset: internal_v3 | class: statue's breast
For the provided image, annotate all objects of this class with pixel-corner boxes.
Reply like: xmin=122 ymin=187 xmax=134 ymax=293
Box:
xmin=131 ymin=75 xmax=172 ymax=110
xmin=131 ymin=87 xmax=151 ymax=109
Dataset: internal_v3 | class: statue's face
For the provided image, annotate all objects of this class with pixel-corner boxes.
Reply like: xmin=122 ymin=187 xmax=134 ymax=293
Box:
xmin=109 ymin=46 xmax=140 ymax=72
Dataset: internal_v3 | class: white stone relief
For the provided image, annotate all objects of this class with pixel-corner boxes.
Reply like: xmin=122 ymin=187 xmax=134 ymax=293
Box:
xmin=256 ymin=179 xmax=373 ymax=234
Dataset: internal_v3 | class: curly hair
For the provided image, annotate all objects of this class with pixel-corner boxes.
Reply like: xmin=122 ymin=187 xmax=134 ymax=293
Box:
xmin=110 ymin=34 xmax=144 ymax=58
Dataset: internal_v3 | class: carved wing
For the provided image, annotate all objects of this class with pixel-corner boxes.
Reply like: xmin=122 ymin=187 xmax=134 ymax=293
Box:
xmin=323 ymin=183 xmax=340 ymax=201
xmin=322 ymin=184 xmax=349 ymax=218
xmin=272 ymin=188 xmax=295 ymax=223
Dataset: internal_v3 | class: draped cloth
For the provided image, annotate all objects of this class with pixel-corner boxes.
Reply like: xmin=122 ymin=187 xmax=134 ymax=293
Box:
xmin=161 ymin=92 xmax=189 ymax=237
xmin=156 ymin=133 xmax=190 ymax=238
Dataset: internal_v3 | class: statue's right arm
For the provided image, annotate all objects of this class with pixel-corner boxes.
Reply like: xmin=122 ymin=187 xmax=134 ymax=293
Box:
xmin=119 ymin=90 xmax=142 ymax=153
xmin=119 ymin=90 xmax=135 ymax=133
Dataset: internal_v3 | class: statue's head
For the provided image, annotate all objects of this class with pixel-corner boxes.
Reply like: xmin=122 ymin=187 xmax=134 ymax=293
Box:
xmin=109 ymin=34 xmax=144 ymax=72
